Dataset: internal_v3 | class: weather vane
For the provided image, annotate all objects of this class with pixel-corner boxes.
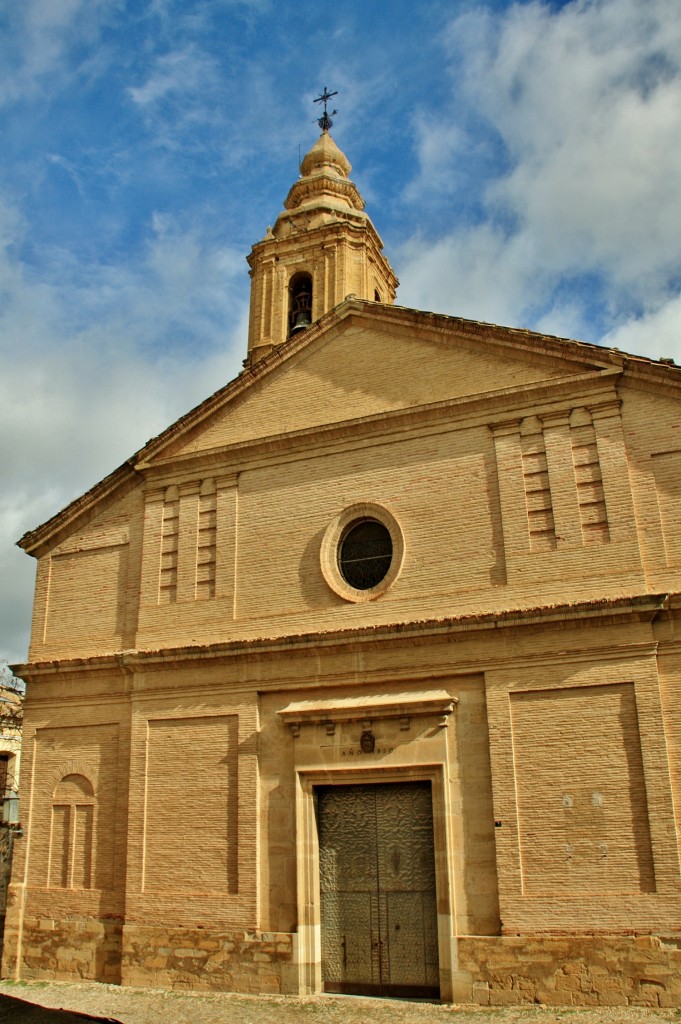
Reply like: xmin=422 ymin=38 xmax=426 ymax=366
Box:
xmin=314 ymin=87 xmax=338 ymax=132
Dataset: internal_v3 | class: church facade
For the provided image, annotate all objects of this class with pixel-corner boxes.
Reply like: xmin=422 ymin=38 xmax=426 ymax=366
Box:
xmin=4 ymin=129 xmax=681 ymax=1007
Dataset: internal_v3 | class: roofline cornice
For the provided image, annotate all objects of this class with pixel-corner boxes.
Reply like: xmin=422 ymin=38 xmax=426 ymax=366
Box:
xmin=283 ymin=172 xmax=365 ymax=212
xmin=11 ymin=592 xmax=671 ymax=682
xmin=18 ymin=461 xmax=140 ymax=557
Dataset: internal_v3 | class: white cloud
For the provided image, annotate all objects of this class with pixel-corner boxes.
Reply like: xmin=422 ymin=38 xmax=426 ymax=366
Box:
xmin=398 ymin=223 xmax=546 ymax=328
xmin=398 ymin=0 xmax=681 ymax=356
xmin=0 ymin=196 xmax=248 ymax=662
xmin=0 ymin=0 xmax=117 ymax=106
xmin=602 ymin=294 xmax=681 ymax=363
xmin=128 ymin=46 xmax=219 ymax=108
xmin=402 ymin=113 xmax=467 ymax=205
xmin=477 ymin=0 xmax=681 ymax=291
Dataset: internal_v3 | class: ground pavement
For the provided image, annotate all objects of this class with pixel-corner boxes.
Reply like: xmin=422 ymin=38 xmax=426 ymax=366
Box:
xmin=0 ymin=982 xmax=679 ymax=1024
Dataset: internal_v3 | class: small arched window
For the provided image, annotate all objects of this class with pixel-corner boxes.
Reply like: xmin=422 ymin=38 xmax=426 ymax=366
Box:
xmin=289 ymin=272 xmax=313 ymax=336
xmin=49 ymin=774 xmax=95 ymax=890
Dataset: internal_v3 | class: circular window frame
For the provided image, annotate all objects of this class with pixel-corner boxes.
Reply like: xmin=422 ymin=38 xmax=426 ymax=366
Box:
xmin=320 ymin=503 xmax=405 ymax=603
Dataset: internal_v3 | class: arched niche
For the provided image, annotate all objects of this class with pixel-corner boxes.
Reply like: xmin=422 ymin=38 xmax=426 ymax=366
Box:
xmin=288 ymin=271 xmax=313 ymax=336
xmin=49 ymin=772 xmax=95 ymax=890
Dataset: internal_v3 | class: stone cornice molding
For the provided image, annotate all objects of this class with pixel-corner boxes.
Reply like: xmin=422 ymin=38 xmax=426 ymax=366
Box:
xmin=284 ymin=173 xmax=365 ymax=213
xmin=12 ymin=593 xmax=672 ymax=684
xmin=142 ymin=367 xmax=622 ymax=481
xmin=278 ymin=690 xmax=457 ymax=737
xmin=18 ymin=462 xmax=141 ymax=558
xmin=248 ymin=219 xmax=388 ymax=265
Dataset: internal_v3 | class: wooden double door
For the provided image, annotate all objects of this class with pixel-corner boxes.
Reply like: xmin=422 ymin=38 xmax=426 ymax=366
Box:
xmin=317 ymin=781 xmax=440 ymax=998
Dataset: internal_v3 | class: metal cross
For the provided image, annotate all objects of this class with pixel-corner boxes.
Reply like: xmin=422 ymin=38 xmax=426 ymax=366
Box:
xmin=314 ymin=87 xmax=338 ymax=132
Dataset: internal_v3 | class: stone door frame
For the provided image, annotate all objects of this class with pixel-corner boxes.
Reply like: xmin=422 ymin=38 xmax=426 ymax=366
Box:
xmin=293 ymin=762 xmax=457 ymax=1000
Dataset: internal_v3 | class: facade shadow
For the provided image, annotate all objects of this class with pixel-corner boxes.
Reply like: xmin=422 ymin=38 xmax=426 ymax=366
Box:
xmin=0 ymin=993 xmax=122 ymax=1023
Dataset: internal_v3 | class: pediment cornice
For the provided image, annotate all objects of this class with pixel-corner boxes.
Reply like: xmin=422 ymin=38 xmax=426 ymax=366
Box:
xmin=137 ymin=364 xmax=622 ymax=480
xmin=18 ymin=298 xmax=681 ymax=556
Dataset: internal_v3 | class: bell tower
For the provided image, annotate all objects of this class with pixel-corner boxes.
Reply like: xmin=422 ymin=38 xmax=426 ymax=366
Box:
xmin=245 ymin=101 xmax=398 ymax=365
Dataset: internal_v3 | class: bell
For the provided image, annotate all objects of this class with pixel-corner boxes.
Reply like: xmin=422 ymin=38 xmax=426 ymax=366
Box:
xmin=289 ymin=281 xmax=312 ymax=336
xmin=291 ymin=309 xmax=312 ymax=333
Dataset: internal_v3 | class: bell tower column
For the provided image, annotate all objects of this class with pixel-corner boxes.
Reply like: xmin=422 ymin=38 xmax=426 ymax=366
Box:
xmin=323 ymin=244 xmax=337 ymax=312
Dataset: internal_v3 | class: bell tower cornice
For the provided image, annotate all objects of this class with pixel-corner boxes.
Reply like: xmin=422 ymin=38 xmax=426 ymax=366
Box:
xmin=284 ymin=174 xmax=365 ymax=215
xmin=245 ymin=103 xmax=398 ymax=366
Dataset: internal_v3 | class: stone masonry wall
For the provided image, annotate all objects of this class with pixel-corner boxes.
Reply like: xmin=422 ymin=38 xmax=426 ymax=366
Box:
xmin=12 ymin=917 xmax=294 ymax=994
xmin=16 ymin=916 xmax=122 ymax=983
xmin=120 ymin=925 xmax=294 ymax=994
xmin=458 ymin=934 xmax=681 ymax=1008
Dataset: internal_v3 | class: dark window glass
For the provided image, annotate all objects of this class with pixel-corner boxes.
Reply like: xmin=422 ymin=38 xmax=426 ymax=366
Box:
xmin=338 ymin=519 xmax=392 ymax=590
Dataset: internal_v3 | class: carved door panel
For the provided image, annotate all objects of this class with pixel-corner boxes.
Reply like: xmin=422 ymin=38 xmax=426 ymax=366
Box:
xmin=318 ymin=781 xmax=439 ymax=998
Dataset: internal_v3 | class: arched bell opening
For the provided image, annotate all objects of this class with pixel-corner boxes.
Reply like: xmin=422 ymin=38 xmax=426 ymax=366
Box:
xmin=288 ymin=272 xmax=313 ymax=336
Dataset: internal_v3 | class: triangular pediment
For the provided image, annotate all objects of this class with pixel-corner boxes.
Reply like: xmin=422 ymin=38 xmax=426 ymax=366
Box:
xmin=153 ymin=302 xmax=615 ymax=462
xmin=19 ymin=299 xmax=681 ymax=555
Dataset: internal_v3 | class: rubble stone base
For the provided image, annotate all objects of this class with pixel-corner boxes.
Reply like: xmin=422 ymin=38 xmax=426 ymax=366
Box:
xmin=9 ymin=916 xmax=122 ymax=983
xmin=120 ymin=924 xmax=295 ymax=994
xmin=8 ymin=918 xmax=681 ymax=1006
xmin=458 ymin=934 xmax=681 ymax=1007
xmin=6 ymin=917 xmax=295 ymax=994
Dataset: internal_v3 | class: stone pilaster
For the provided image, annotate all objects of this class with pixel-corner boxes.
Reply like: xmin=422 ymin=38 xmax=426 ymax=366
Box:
xmin=139 ymin=488 xmax=164 ymax=607
xmin=215 ymin=476 xmax=238 ymax=607
xmin=176 ymin=483 xmax=200 ymax=602
xmin=591 ymin=400 xmax=638 ymax=543
xmin=491 ymin=420 xmax=528 ymax=560
xmin=541 ymin=411 xmax=582 ymax=548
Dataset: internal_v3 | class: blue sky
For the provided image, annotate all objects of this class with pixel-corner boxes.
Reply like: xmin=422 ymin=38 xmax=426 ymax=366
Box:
xmin=1 ymin=0 xmax=681 ymax=662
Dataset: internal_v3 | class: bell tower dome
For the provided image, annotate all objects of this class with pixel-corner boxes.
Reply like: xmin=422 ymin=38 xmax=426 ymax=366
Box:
xmin=245 ymin=125 xmax=398 ymax=365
